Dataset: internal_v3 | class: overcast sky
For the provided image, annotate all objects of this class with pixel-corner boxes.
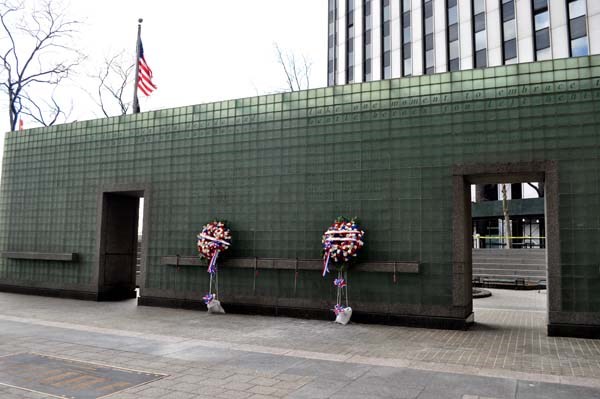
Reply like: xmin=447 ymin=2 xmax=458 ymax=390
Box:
xmin=1 ymin=0 xmax=327 ymax=130
xmin=80 ymin=0 xmax=328 ymax=114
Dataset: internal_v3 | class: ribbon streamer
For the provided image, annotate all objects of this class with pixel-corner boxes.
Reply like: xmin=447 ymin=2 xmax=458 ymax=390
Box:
xmin=333 ymin=304 xmax=346 ymax=315
xmin=202 ymin=293 xmax=214 ymax=305
xmin=324 ymin=237 xmax=361 ymax=242
xmin=334 ymin=277 xmax=346 ymax=288
xmin=325 ymin=229 xmax=363 ymax=235
xmin=197 ymin=233 xmax=231 ymax=247
xmin=322 ymin=253 xmax=331 ymax=277
xmin=207 ymin=251 xmax=219 ymax=274
xmin=322 ymin=242 xmax=332 ymax=276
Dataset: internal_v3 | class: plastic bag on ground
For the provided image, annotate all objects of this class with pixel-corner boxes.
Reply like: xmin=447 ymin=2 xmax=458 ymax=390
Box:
xmin=207 ymin=299 xmax=225 ymax=314
xmin=334 ymin=307 xmax=352 ymax=325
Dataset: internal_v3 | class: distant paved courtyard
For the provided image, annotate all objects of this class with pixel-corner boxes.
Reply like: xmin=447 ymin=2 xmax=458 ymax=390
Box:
xmin=0 ymin=290 xmax=598 ymax=398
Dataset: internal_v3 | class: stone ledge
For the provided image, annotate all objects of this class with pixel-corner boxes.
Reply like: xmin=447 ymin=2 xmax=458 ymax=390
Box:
xmin=2 ymin=252 xmax=77 ymax=262
xmin=160 ymin=256 xmax=419 ymax=274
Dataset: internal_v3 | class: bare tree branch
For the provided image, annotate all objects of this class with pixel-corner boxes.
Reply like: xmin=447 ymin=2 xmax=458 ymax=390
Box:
xmin=90 ymin=51 xmax=135 ymax=117
xmin=302 ymin=55 xmax=312 ymax=90
xmin=274 ymin=43 xmax=295 ymax=92
xmin=20 ymin=91 xmax=70 ymax=126
xmin=0 ymin=0 xmax=83 ymax=131
xmin=273 ymin=43 xmax=313 ymax=93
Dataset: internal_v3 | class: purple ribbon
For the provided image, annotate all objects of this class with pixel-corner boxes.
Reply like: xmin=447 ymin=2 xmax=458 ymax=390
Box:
xmin=333 ymin=278 xmax=346 ymax=288
xmin=333 ymin=304 xmax=346 ymax=315
xmin=202 ymin=293 xmax=214 ymax=305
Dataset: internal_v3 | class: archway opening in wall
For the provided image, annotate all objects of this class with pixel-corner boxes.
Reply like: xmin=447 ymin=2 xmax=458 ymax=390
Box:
xmin=98 ymin=190 xmax=145 ymax=301
xmin=136 ymin=198 xmax=144 ymax=295
xmin=452 ymin=162 xmax=559 ymax=336
xmin=470 ymin=181 xmax=547 ymax=325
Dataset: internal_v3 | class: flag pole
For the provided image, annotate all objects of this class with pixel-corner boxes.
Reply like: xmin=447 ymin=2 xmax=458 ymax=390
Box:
xmin=132 ymin=18 xmax=143 ymax=114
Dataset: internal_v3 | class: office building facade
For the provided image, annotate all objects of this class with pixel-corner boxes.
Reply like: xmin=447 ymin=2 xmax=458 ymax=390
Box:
xmin=327 ymin=0 xmax=599 ymax=85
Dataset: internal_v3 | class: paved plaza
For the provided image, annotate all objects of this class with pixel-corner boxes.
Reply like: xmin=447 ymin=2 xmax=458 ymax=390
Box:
xmin=0 ymin=289 xmax=599 ymax=398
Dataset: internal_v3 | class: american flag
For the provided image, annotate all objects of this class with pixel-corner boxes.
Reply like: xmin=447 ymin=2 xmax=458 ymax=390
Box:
xmin=137 ymin=40 xmax=157 ymax=96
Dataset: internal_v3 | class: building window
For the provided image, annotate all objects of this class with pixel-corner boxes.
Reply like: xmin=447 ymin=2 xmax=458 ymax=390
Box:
xmin=328 ymin=0 xmax=337 ymax=86
xmin=447 ymin=0 xmax=459 ymax=71
xmin=423 ymin=0 xmax=434 ymax=74
xmin=532 ymin=0 xmax=550 ymax=60
xmin=500 ymin=0 xmax=517 ymax=63
xmin=567 ymin=0 xmax=588 ymax=57
xmin=402 ymin=0 xmax=412 ymax=76
xmin=346 ymin=0 xmax=355 ymax=83
xmin=381 ymin=0 xmax=391 ymax=79
xmin=472 ymin=0 xmax=486 ymax=68
xmin=363 ymin=0 xmax=373 ymax=81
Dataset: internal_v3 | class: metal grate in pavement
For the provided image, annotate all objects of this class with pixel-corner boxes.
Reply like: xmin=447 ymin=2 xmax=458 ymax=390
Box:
xmin=0 ymin=352 xmax=165 ymax=399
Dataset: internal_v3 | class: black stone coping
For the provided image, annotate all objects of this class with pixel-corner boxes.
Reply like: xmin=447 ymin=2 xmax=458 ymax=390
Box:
xmin=161 ymin=256 xmax=419 ymax=274
xmin=548 ymin=323 xmax=600 ymax=339
xmin=138 ymin=296 xmax=472 ymax=330
xmin=2 ymin=252 xmax=77 ymax=262
xmin=0 ymin=284 xmax=97 ymax=300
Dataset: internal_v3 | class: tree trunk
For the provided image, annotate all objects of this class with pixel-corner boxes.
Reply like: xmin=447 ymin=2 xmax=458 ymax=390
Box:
xmin=8 ymin=89 xmax=15 ymax=132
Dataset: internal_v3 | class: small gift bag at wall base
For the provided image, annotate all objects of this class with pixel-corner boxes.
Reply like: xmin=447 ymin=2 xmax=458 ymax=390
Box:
xmin=333 ymin=270 xmax=352 ymax=325
xmin=322 ymin=217 xmax=364 ymax=325
xmin=335 ymin=307 xmax=352 ymax=325
xmin=198 ymin=221 xmax=231 ymax=314
xmin=207 ymin=299 xmax=225 ymax=314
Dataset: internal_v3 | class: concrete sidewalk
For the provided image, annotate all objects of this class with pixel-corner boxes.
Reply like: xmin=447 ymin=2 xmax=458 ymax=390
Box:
xmin=0 ymin=291 xmax=598 ymax=398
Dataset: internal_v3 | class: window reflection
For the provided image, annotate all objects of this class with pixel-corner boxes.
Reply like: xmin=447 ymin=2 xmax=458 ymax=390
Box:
xmin=567 ymin=0 xmax=588 ymax=57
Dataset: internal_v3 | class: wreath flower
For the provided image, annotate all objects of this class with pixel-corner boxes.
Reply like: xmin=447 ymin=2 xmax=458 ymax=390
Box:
xmin=321 ymin=217 xmax=364 ymax=277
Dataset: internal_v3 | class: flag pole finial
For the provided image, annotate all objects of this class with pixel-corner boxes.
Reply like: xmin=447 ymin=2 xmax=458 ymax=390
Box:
xmin=132 ymin=18 xmax=143 ymax=114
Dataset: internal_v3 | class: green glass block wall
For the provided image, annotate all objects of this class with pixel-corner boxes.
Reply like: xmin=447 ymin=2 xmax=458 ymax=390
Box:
xmin=0 ymin=56 xmax=599 ymax=324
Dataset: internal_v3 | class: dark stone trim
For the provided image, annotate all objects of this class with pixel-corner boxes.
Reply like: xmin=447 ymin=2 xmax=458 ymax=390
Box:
xmin=97 ymin=288 xmax=137 ymax=301
xmin=160 ymin=256 xmax=419 ymax=274
xmin=452 ymin=161 xmax=548 ymax=184
xmin=94 ymin=184 xmax=152 ymax=299
xmin=0 ymin=284 xmax=97 ymax=301
xmin=548 ymin=323 xmax=600 ymax=339
xmin=2 ymin=252 xmax=77 ymax=261
xmin=137 ymin=296 xmax=472 ymax=330
xmin=453 ymin=160 xmax=563 ymax=334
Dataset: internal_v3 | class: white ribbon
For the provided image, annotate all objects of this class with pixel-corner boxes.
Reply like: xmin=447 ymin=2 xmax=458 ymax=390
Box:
xmin=325 ymin=229 xmax=362 ymax=235
xmin=198 ymin=233 xmax=230 ymax=247
xmin=324 ymin=237 xmax=360 ymax=242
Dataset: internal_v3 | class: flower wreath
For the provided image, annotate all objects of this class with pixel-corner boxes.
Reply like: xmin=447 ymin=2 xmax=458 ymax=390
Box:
xmin=321 ymin=217 xmax=364 ymax=277
xmin=197 ymin=221 xmax=232 ymax=274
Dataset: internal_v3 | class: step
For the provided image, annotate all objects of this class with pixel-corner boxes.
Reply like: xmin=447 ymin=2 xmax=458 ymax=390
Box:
xmin=473 ymin=262 xmax=546 ymax=271
xmin=473 ymin=258 xmax=546 ymax=266
xmin=473 ymin=253 xmax=545 ymax=261
xmin=473 ymin=251 xmax=546 ymax=258
xmin=473 ymin=270 xmax=545 ymax=278
xmin=473 ymin=274 xmax=546 ymax=282
xmin=473 ymin=269 xmax=546 ymax=277
xmin=472 ymin=249 xmax=546 ymax=256
xmin=473 ymin=251 xmax=546 ymax=257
